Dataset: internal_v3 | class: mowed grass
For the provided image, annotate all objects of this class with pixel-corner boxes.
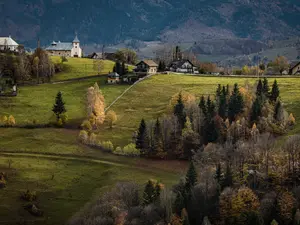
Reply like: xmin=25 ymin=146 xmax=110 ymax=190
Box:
xmin=51 ymin=56 xmax=115 ymax=81
xmin=97 ymin=74 xmax=300 ymax=147
xmin=0 ymin=155 xmax=180 ymax=225
xmin=0 ymin=77 xmax=129 ymax=125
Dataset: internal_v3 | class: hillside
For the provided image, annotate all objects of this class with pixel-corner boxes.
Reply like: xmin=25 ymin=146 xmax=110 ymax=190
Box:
xmin=1 ymin=0 xmax=299 ymax=49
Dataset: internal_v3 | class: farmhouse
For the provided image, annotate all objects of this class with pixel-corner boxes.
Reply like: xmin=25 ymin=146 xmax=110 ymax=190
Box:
xmin=107 ymin=72 xmax=120 ymax=84
xmin=168 ymin=59 xmax=198 ymax=74
xmin=134 ymin=60 xmax=158 ymax=77
xmin=0 ymin=36 xmax=19 ymax=52
xmin=45 ymin=35 xmax=82 ymax=57
xmin=289 ymin=61 xmax=300 ymax=75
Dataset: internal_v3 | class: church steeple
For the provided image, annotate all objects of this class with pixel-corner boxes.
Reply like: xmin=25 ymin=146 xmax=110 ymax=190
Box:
xmin=73 ymin=33 xmax=80 ymax=43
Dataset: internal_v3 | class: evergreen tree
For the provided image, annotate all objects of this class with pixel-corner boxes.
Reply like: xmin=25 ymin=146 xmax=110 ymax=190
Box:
xmin=215 ymin=163 xmax=222 ymax=185
xmin=226 ymin=84 xmax=230 ymax=96
xmin=114 ymin=61 xmax=122 ymax=74
xmin=183 ymin=215 xmax=190 ymax=225
xmin=174 ymin=92 xmax=186 ymax=129
xmin=52 ymin=91 xmax=66 ymax=121
xmin=174 ymin=192 xmax=185 ymax=216
xmin=274 ymin=100 xmax=282 ymax=121
xmin=216 ymin=84 xmax=222 ymax=98
xmin=199 ymin=95 xmax=207 ymax=116
xmin=222 ymin=164 xmax=233 ymax=188
xmin=228 ymin=83 xmax=244 ymax=122
xmin=185 ymin=161 xmax=198 ymax=191
xmin=256 ymin=79 xmax=263 ymax=97
xmin=270 ymin=80 xmax=280 ymax=103
xmin=207 ymin=96 xmax=216 ymax=118
xmin=262 ymin=77 xmax=269 ymax=96
xmin=218 ymin=87 xmax=228 ymax=118
xmin=121 ymin=61 xmax=127 ymax=75
xmin=143 ymin=180 xmax=156 ymax=205
xmin=153 ymin=118 xmax=165 ymax=158
xmin=136 ymin=119 xmax=149 ymax=155
xmin=250 ymin=98 xmax=262 ymax=123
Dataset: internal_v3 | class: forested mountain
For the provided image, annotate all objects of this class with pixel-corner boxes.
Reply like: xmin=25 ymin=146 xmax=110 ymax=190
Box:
xmin=1 ymin=0 xmax=300 ymax=48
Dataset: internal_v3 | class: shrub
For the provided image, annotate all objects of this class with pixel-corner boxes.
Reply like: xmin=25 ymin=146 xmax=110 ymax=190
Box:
xmin=57 ymin=118 xmax=63 ymax=127
xmin=61 ymin=56 xmax=68 ymax=63
xmin=81 ymin=120 xmax=92 ymax=132
xmin=106 ymin=110 xmax=118 ymax=128
xmin=288 ymin=113 xmax=296 ymax=126
xmin=101 ymin=141 xmax=114 ymax=152
xmin=0 ymin=175 xmax=6 ymax=189
xmin=21 ymin=190 xmax=37 ymax=202
xmin=60 ymin=113 xmax=68 ymax=124
xmin=89 ymin=133 xmax=97 ymax=145
xmin=123 ymin=144 xmax=140 ymax=156
xmin=24 ymin=203 xmax=43 ymax=217
xmin=7 ymin=115 xmax=16 ymax=126
xmin=78 ymin=130 xmax=89 ymax=144
xmin=114 ymin=146 xmax=124 ymax=155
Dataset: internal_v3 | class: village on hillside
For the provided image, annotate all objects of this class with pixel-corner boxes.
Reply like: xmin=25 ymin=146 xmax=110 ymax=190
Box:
xmin=1 ymin=34 xmax=300 ymax=95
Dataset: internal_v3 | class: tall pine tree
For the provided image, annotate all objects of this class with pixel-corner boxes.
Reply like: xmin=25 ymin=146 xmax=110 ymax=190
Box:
xmin=206 ymin=96 xmax=216 ymax=119
xmin=153 ymin=118 xmax=166 ymax=158
xmin=228 ymin=83 xmax=244 ymax=122
xmin=262 ymin=77 xmax=269 ymax=97
xmin=185 ymin=161 xmax=198 ymax=190
xmin=222 ymin=164 xmax=233 ymax=188
xmin=274 ymin=100 xmax=282 ymax=121
xmin=256 ymin=79 xmax=263 ymax=97
xmin=270 ymin=80 xmax=280 ymax=103
xmin=52 ymin=91 xmax=66 ymax=121
xmin=136 ymin=119 xmax=149 ymax=155
xmin=174 ymin=92 xmax=186 ymax=129
xmin=199 ymin=95 xmax=207 ymax=116
xmin=218 ymin=86 xmax=228 ymax=119
xmin=250 ymin=98 xmax=262 ymax=123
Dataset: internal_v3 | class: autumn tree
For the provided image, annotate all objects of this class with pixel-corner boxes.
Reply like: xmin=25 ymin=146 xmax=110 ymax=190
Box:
xmin=182 ymin=117 xmax=200 ymax=159
xmin=143 ymin=180 xmax=162 ymax=205
xmin=93 ymin=59 xmax=104 ymax=75
xmin=278 ymin=191 xmax=296 ymax=225
xmin=106 ymin=110 xmax=117 ymax=128
xmin=52 ymin=91 xmax=66 ymax=122
xmin=86 ymin=83 xmax=105 ymax=127
xmin=271 ymin=56 xmax=289 ymax=74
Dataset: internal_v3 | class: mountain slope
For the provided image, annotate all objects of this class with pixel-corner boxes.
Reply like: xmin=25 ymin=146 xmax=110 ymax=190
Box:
xmin=1 ymin=0 xmax=300 ymax=47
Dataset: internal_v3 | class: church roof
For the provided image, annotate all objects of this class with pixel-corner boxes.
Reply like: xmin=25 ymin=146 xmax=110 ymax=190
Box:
xmin=0 ymin=36 xmax=18 ymax=46
xmin=73 ymin=35 xmax=80 ymax=43
xmin=46 ymin=42 xmax=73 ymax=51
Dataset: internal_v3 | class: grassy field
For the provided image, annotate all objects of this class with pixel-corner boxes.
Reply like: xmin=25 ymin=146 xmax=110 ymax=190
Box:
xmin=0 ymin=77 xmax=129 ymax=125
xmin=51 ymin=56 xmax=115 ymax=81
xmin=1 ymin=72 xmax=300 ymax=224
xmin=96 ymin=74 xmax=300 ymax=147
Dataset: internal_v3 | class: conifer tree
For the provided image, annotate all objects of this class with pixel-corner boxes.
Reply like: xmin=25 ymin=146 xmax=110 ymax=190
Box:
xmin=270 ymin=80 xmax=280 ymax=103
xmin=143 ymin=180 xmax=156 ymax=205
xmin=274 ymin=100 xmax=282 ymax=121
xmin=136 ymin=119 xmax=149 ymax=155
xmin=228 ymin=83 xmax=244 ymax=122
xmin=174 ymin=191 xmax=185 ymax=216
xmin=262 ymin=77 xmax=269 ymax=96
xmin=216 ymin=84 xmax=222 ymax=98
xmin=153 ymin=118 xmax=165 ymax=158
xmin=215 ymin=163 xmax=222 ymax=185
xmin=218 ymin=87 xmax=228 ymax=118
xmin=250 ymin=98 xmax=262 ymax=123
xmin=174 ymin=92 xmax=186 ymax=129
xmin=256 ymin=79 xmax=263 ymax=97
xmin=207 ymin=96 xmax=216 ymax=119
xmin=52 ymin=91 xmax=66 ymax=121
xmin=199 ymin=95 xmax=207 ymax=116
xmin=222 ymin=164 xmax=233 ymax=188
xmin=185 ymin=161 xmax=197 ymax=191
xmin=226 ymin=84 xmax=230 ymax=96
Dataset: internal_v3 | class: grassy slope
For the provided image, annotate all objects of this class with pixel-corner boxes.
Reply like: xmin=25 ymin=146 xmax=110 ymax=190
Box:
xmin=1 ymin=72 xmax=300 ymax=224
xmin=51 ymin=56 xmax=134 ymax=81
xmin=51 ymin=56 xmax=115 ymax=81
xmin=98 ymin=74 xmax=300 ymax=147
xmin=0 ymin=77 xmax=128 ymax=125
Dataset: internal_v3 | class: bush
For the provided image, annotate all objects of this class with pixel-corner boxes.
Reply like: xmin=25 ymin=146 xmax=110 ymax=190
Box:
xmin=24 ymin=203 xmax=43 ymax=217
xmin=78 ymin=130 xmax=89 ymax=144
xmin=114 ymin=146 xmax=124 ymax=155
xmin=101 ymin=141 xmax=114 ymax=152
xmin=21 ymin=190 xmax=37 ymax=202
xmin=123 ymin=144 xmax=140 ymax=156
xmin=81 ymin=120 xmax=92 ymax=132
xmin=234 ymin=70 xmax=243 ymax=75
xmin=7 ymin=115 xmax=16 ymax=126
xmin=89 ymin=133 xmax=97 ymax=145
xmin=61 ymin=56 xmax=68 ymax=63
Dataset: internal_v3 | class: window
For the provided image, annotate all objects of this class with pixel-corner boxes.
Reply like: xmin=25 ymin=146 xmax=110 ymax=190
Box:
xmin=75 ymin=46 xmax=77 ymax=48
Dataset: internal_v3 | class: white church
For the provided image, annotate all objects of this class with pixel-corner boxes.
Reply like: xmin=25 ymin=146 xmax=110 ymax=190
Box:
xmin=0 ymin=36 xmax=19 ymax=51
xmin=45 ymin=35 xmax=82 ymax=57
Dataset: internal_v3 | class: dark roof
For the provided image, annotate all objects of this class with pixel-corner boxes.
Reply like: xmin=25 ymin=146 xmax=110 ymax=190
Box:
xmin=290 ymin=61 xmax=300 ymax=69
xmin=137 ymin=60 xmax=158 ymax=67
xmin=169 ymin=59 xmax=194 ymax=68
xmin=45 ymin=42 xmax=73 ymax=51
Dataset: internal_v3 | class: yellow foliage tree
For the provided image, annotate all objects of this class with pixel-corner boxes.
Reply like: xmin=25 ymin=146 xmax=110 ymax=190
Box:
xmin=106 ymin=110 xmax=118 ymax=128
xmin=7 ymin=115 xmax=16 ymax=126
xmin=242 ymin=65 xmax=250 ymax=75
xmin=278 ymin=191 xmax=296 ymax=223
xmin=168 ymin=91 xmax=196 ymax=112
xmin=87 ymin=83 xmax=105 ymax=127
xmin=288 ymin=113 xmax=296 ymax=126
xmin=78 ymin=130 xmax=89 ymax=144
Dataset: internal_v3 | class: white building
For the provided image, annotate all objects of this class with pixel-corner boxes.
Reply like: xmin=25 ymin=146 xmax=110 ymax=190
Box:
xmin=0 ymin=36 xmax=19 ymax=51
xmin=45 ymin=35 xmax=82 ymax=57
